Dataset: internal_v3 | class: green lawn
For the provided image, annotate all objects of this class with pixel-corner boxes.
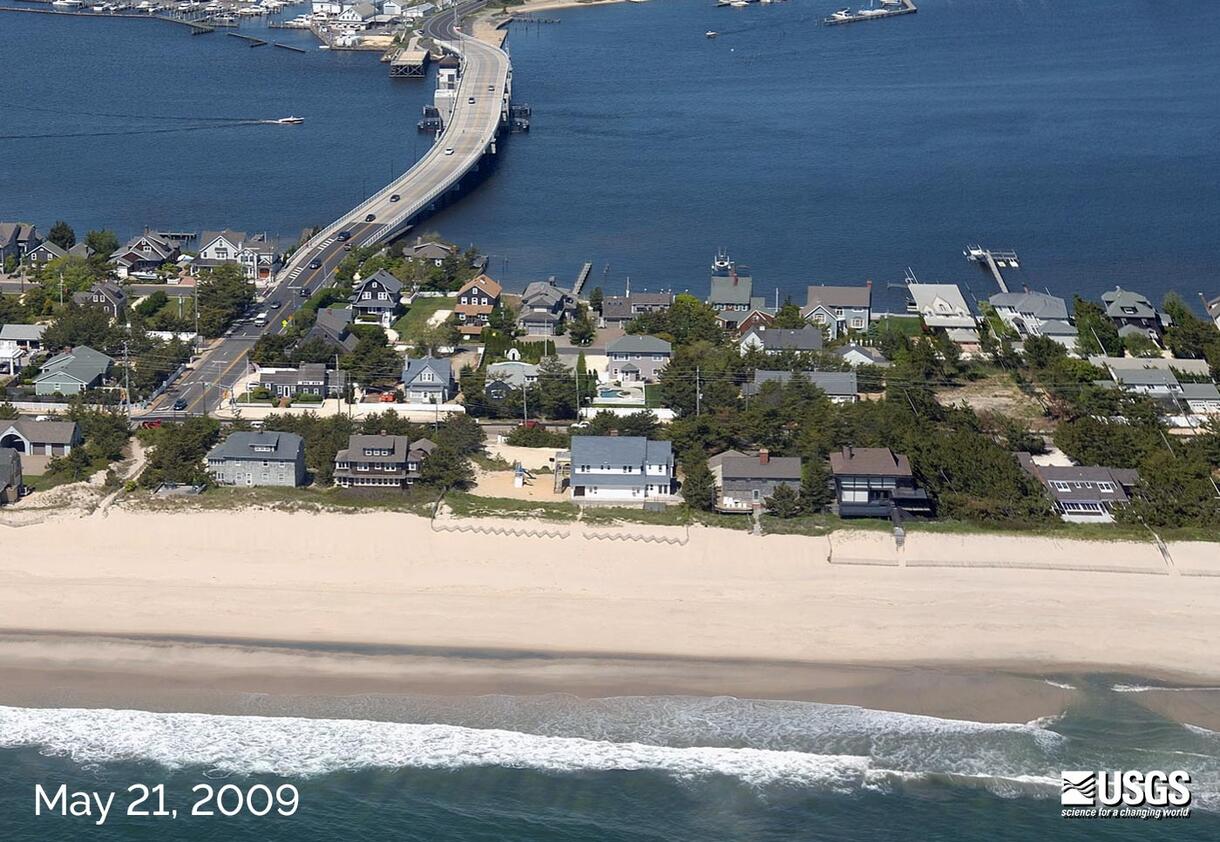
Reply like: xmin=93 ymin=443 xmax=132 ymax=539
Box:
xmin=444 ymin=491 xmax=580 ymax=522
xmin=872 ymin=315 xmax=923 ymax=337
xmin=392 ymin=297 xmax=452 ymax=343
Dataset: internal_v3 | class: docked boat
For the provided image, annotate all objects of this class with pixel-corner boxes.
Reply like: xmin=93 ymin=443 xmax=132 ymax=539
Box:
xmin=827 ymin=7 xmax=852 ymax=20
xmin=52 ymin=0 xmax=83 ymax=9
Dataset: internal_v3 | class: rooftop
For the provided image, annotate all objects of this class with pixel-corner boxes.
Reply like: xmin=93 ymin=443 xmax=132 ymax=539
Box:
xmin=829 ymin=446 xmax=912 ymax=478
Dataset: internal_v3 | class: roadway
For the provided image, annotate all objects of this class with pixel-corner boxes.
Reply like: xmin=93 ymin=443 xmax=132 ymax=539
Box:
xmin=140 ymin=0 xmax=509 ymax=417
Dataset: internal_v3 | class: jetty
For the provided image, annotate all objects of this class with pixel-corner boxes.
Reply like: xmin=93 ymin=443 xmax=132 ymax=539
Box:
xmin=823 ymin=0 xmax=916 ymax=26
xmin=228 ymin=32 xmax=267 ymax=46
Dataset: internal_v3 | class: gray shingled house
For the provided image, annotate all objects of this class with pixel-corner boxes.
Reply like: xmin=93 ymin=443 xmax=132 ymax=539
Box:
xmin=829 ymin=446 xmax=932 ymax=519
xmin=606 ymin=335 xmax=672 ymax=382
xmin=1017 ymin=453 xmax=1139 ymax=524
xmin=709 ymin=449 xmax=802 ymax=511
xmin=333 ymin=434 xmax=435 ymax=489
xmin=206 ymin=431 xmax=306 ymax=487
xmin=33 ymin=346 xmax=113 ymax=395
xmin=568 ymin=435 xmax=674 ymax=502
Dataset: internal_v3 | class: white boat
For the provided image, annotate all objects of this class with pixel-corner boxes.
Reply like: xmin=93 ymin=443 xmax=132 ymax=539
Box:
xmin=705 ymin=30 xmax=718 ymax=37
xmin=52 ymin=0 xmax=83 ymax=9
xmin=273 ymin=115 xmax=304 ymax=124
xmin=730 ymin=1 xmax=748 ymax=7
xmin=829 ymin=7 xmax=852 ymax=20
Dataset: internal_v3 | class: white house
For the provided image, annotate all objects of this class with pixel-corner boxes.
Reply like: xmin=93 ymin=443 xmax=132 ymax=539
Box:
xmin=568 ymin=436 xmax=674 ymax=502
xmin=195 ymin=230 xmax=280 ymax=282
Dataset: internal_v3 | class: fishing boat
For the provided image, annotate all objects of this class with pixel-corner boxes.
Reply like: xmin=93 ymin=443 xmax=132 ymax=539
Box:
xmin=273 ymin=115 xmax=304 ymax=124
xmin=705 ymin=29 xmax=718 ymax=38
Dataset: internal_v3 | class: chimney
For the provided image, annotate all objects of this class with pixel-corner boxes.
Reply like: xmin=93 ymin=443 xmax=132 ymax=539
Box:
xmin=759 ymin=449 xmax=769 ymax=465
xmin=866 ymin=279 xmax=872 ymax=289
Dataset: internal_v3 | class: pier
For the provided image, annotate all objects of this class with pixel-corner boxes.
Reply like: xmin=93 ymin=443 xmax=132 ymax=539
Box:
xmin=389 ymin=36 xmax=430 ymax=77
xmin=964 ymin=245 xmax=1019 ymax=294
xmin=227 ymin=32 xmax=267 ymax=46
xmin=570 ymin=261 xmax=593 ymax=297
xmin=823 ymin=0 xmax=917 ymax=26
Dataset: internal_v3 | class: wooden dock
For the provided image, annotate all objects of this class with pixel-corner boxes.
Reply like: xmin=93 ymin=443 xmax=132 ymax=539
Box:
xmin=228 ymin=32 xmax=267 ymax=46
xmin=570 ymin=261 xmax=593 ymax=298
xmin=964 ymin=245 xmax=1019 ymax=294
xmin=823 ymin=0 xmax=916 ymax=26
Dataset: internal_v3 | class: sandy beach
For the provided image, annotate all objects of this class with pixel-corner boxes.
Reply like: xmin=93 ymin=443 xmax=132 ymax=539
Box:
xmin=2 ymin=508 xmax=1219 ymax=725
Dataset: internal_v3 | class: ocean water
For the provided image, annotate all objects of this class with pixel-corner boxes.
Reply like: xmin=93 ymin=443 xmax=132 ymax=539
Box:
xmin=4 ymin=0 xmax=1219 ymax=310
xmin=2 ymin=679 xmax=1219 ymax=839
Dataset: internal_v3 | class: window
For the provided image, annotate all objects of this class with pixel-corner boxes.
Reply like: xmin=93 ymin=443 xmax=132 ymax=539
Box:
xmin=1051 ymin=481 xmax=1071 ymax=493
xmin=1097 ymin=482 xmax=1115 ymax=493
xmin=851 ymin=318 xmax=865 ymax=329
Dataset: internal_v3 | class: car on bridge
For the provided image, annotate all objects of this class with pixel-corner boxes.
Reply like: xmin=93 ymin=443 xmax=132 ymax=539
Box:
xmin=444 ymin=147 xmax=454 ymax=156
xmin=365 ymin=213 xmax=376 ymax=222
xmin=337 ymin=231 xmax=352 ymax=241
xmin=468 ymin=97 xmax=476 ymax=104
xmin=390 ymin=194 xmax=400 ymax=202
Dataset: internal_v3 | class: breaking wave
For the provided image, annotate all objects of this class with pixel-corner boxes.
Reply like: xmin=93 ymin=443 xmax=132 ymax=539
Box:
xmin=0 ymin=700 xmax=1066 ymax=794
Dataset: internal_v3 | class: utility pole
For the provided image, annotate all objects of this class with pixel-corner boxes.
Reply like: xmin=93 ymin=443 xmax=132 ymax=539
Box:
xmin=695 ymin=366 xmax=701 ymax=416
xmin=122 ymin=341 xmax=130 ymax=421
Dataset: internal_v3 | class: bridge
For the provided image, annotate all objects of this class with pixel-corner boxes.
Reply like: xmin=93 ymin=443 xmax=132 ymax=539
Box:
xmin=147 ymin=0 xmax=511 ymax=416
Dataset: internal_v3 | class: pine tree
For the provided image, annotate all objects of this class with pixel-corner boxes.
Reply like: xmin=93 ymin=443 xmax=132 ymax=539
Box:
xmin=680 ymin=452 xmax=716 ymax=511
xmin=47 ymin=220 xmax=76 ymax=250
xmin=799 ymin=459 xmax=832 ymax=512
xmin=765 ymin=482 xmax=802 ymax=518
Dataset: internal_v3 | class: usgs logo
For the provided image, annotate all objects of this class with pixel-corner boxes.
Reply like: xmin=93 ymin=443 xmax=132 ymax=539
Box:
xmin=1061 ymin=770 xmax=1191 ymax=818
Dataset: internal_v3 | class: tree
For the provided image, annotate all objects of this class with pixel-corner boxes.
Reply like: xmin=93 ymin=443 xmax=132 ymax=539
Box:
xmin=1162 ymin=293 xmax=1220 ymax=360
xmin=1021 ymin=335 xmax=1067 ymax=369
xmin=42 ymin=304 xmax=116 ymax=352
xmin=799 ymin=458 xmax=832 ymax=512
xmin=1121 ymin=450 xmax=1220 ymax=529
xmin=46 ymin=447 xmax=93 ymax=482
xmin=663 ymin=294 xmax=724 ymax=346
xmin=0 ymin=402 xmax=18 ymax=420
xmin=772 ymin=300 xmax=807 ymax=330
xmin=293 ymin=336 xmax=338 ymax=366
xmin=765 ymin=482 xmax=802 ymax=518
xmin=250 ymin=334 xmax=293 ymax=367
xmin=196 ymin=264 xmax=254 ymax=337
xmin=588 ymin=286 xmax=604 ymax=314
xmin=47 ymin=220 xmax=76 ymax=250
xmin=84 ymin=229 xmax=119 ymax=259
xmin=534 ymin=355 xmax=578 ymax=419
xmin=134 ymin=290 xmax=169 ymax=319
xmin=679 ymin=451 xmax=716 ymax=511
xmin=419 ymin=443 xmax=475 ymax=489
xmin=567 ymin=304 xmax=595 ymax=346
xmin=1073 ymin=297 xmax=1121 ymax=355
xmin=433 ymin=413 xmax=484 ymax=455
xmin=341 ymin=327 xmax=401 ymax=387
xmin=138 ymin=417 xmax=219 ymax=488
xmin=1122 ymin=331 xmax=1161 ymax=358
xmin=38 ymin=254 xmax=102 ymax=299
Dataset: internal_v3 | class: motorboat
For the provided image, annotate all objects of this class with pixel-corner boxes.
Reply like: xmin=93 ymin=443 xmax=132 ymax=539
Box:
xmin=829 ymin=8 xmax=853 ymax=20
xmin=273 ymin=116 xmax=304 ymax=124
xmin=705 ymin=29 xmax=718 ymax=38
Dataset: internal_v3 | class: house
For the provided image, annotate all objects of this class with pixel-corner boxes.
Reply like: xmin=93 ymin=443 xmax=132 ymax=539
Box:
xmin=402 ymin=354 xmax=455 ymax=402
xmin=0 ymin=341 xmax=23 ymax=375
xmin=195 ymin=230 xmax=281 ymax=281
xmin=206 ymin=431 xmax=306 ymax=487
xmin=907 ymin=283 xmax=976 ymax=329
xmin=337 ymin=1 xmax=376 ymax=23
xmin=1109 ymin=367 xmax=1183 ymax=400
xmin=485 ymin=360 xmax=539 ymax=400
xmin=742 ymin=369 xmax=857 ymax=403
xmin=1017 ymin=452 xmax=1139 ymax=524
xmin=408 ymin=239 xmax=454 ymax=265
xmin=1203 ymin=293 xmax=1220 ymax=331
xmin=707 ymin=250 xmax=765 ymax=328
xmin=305 ymin=305 xmax=359 ymax=354
xmin=739 ymin=325 xmax=823 ymax=355
xmin=599 ymin=290 xmax=673 ymax=327
xmin=109 ymin=231 xmax=180 ymax=278
xmin=0 ymin=448 xmax=22 ymax=504
xmin=26 ymin=240 xmax=91 ymax=267
xmin=259 ymin=363 xmax=348 ymax=399
xmin=1181 ymin=382 xmax=1220 ymax=414
xmin=709 ymin=449 xmax=801 ymax=512
xmin=0 ymin=222 xmax=40 ymax=262
xmin=0 ymin=418 xmax=83 ymax=457
xmin=351 ymin=269 xmax=404 ymax=326
xmin=518 ymin=280 xmax=576 ymax=336
xmin=0 ymin=323 xmax=46 ymax=352
xmin=606 ymin=335 xmax=671 ymax=383
xmin=72 ymin=281 xmax=127 ymax=320
xmin=834 ymin=344 xmax=891 ymax=368
xmin=33 ymin=346 xmax=113 ymax=395
xmin=568 ymin=435 xmax=674 ymax=502
xmin=829 ymin=446 xmax=932 ymax=518
xmin=1101 ymin=287 xmax=1169 ymax=341
xmin=382 ymin=0 xmax=403 ymax=14
xmin=333 ymin=434 xmax=435 ymax=488
xmin=729 ymin=308 xmax=776 ymax=339
xmin=989 ymin=291 xmax=1079 ymax=351
xmin=803 ymin=283 xmax=872 ymax=339
xmin=454 ymin=274 xmax=502 ymax=338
